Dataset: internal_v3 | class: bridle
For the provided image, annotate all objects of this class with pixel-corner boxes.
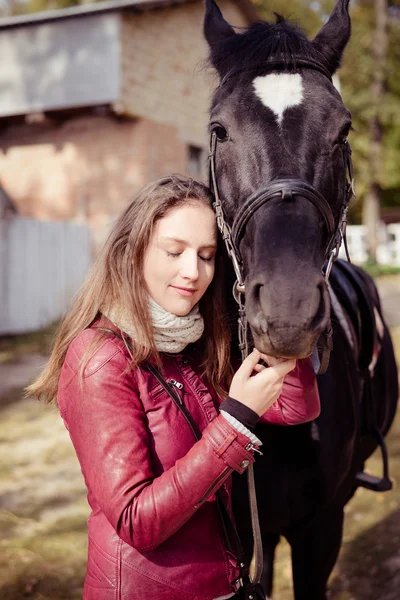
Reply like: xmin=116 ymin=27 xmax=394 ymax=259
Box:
xmin=208 ymin=57 xmax=356 ymax=364
xmin=208 ymin=57 xmax=356 ymax=588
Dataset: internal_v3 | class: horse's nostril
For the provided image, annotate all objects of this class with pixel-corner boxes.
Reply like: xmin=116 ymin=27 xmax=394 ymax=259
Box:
xmin=250 ymin=283 xmax=263 ymax=306
xmin=311 ymin=282 xmax=327 ymax=331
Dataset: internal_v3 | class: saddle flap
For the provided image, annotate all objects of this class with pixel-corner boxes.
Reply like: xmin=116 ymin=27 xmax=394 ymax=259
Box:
xmin=329 ymin=260 xmax=377 ymax=372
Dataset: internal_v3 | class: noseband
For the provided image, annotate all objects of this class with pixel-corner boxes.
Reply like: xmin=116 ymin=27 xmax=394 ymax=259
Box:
xmin=208 ymin=59 xmax=356 ymax=362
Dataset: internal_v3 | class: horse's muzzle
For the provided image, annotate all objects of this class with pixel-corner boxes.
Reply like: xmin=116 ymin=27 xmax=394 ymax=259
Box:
xmin=246 ymin=274 xmax=330 ymax=358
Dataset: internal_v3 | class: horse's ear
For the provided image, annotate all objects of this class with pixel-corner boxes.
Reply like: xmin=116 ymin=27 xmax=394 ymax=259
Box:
xmin=312 ymin=0 xmax=351 ymax=74
xmin=203 ymin=0 xmax=236 ymax=54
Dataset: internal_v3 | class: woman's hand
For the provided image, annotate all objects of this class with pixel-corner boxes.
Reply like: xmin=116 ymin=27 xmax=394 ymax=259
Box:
xmin=229 ymin=349 xmax=296 ymax=416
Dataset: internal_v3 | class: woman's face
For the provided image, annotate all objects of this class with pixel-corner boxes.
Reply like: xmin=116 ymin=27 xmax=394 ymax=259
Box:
xmin=143 ymin=201 xmax=217 ymax=316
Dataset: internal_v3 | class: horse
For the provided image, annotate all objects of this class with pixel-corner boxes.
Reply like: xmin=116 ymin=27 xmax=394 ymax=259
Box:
xmin=203 ymin=1 xmax=399 ymax=598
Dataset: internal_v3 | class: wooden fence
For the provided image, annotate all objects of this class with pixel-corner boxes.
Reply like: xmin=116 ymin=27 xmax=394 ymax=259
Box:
xmin=0 ymin=217 xmax=91 ymax=335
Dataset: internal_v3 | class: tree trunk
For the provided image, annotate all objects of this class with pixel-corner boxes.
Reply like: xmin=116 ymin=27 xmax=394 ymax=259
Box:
xmin=362 ymin=0 xmax=388 ymax=262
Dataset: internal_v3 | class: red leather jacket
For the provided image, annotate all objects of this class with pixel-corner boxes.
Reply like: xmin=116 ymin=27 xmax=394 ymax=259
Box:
xmin=57 ymin=323 xmax=319 ymax=600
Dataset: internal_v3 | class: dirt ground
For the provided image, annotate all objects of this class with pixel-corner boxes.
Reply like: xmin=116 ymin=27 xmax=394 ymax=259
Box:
xmin=0 ymin=276 xmax=399 ymax=600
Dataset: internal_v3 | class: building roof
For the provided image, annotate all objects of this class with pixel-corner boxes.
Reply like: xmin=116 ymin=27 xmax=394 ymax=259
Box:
xmin=0 ymin=0 xmax=258 ymax=30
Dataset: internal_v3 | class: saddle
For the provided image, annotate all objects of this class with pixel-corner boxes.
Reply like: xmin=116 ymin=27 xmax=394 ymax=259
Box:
xmin=327 ymin=259 xmax=392 ymax=493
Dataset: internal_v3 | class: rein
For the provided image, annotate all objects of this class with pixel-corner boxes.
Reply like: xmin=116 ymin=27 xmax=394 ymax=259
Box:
xmin=208 ymin=58 xmax=356 ymax=587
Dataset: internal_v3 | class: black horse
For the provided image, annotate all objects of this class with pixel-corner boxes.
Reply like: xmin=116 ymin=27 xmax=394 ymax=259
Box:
xmin=203 ymin=1 xmax=398 ymax=598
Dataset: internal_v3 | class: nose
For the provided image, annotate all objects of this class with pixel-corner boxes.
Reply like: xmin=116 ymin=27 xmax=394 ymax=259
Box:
xmin=247 ymin=272 xmax=329 ymax=336
xmin=180 ymin=251 xmax=199 ymax=281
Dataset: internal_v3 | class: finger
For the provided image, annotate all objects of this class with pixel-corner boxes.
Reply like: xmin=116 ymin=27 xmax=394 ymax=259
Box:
xmin=236 ymin=349 xmax=262 ymax=379
xmin=267 ymin=358 xmax=296 ymax=378
xmin=260 ymin=354 xmax=286 ymax=367
xmin=252 ymin=358 xmax=296 ymax=385
xmin=252 ymin=364 xmax=267 ymax=373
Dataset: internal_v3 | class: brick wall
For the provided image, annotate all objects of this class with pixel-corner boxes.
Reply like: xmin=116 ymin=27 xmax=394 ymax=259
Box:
xmin=0 ymin=0 xmax=248 ymax=247
xmin=121 ymin=0 xmax=247 ymax=147
xmin=0 ymin=114 xmax=187 ymax=246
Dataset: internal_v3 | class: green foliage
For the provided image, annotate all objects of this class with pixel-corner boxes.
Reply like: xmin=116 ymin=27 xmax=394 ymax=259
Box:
xmin=341 ymin=2 xmax=400 ymax=219
xmin=5 ymin=0 xmax=101 ymax=17
xmin=252 ymin=0 xmax=323 ymax=35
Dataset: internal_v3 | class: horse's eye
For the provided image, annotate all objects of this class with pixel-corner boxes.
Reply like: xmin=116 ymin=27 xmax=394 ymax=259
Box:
xmin=211 ymin=125 xmax=229 ymax=141
xmin=338 ymin=123 xmax=353 ymax=144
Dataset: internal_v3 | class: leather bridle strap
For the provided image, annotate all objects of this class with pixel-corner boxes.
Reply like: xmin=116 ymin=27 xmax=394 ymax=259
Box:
xmin=231 ymin=180 xmax=336 ymax=257
xmin=262 ymin=57 xmax=333 ymax=82
xmin=209 ymin=131 xmax=263 ymax=587
xmin=220 ymin=56 xmax=333 ymax=88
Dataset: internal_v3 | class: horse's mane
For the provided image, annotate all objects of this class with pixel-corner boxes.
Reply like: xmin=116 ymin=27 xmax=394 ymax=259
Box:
xmin=210 ymin=16 xmax=319 ymax=81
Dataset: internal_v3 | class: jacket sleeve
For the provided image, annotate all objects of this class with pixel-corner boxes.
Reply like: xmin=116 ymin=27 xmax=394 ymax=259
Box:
xmin=259 ymin=357 xmax=320 ymax=426
xmin=57 ymin=334 xmax=255 ymax=552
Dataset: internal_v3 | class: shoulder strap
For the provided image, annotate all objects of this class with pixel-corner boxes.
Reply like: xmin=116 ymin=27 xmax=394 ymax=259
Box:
xmin=142 ymin=361 xmax=256 ymax=582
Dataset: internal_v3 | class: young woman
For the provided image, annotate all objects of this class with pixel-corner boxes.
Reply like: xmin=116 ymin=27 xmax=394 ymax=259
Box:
xmin=28 ymin=175 xmax=319 ymax=600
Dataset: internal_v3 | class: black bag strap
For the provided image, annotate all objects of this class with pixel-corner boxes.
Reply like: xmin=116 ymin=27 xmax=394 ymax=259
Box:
xmin=142 ymin=360 xmax=250 ymax=573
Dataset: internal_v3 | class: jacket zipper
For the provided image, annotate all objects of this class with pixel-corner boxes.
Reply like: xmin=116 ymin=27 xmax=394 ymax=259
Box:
xmin=148 ymin=367 xmax=234 ymax=508
xmin=168 ymin=378 xmax=233 ymax=504
xmin=169 ymin=379 xmax=184 ymax=402
xmin=245 ymin=442 xmax=263 ymax=456
xmin=167 ymin=379 xmax=202 ymax=441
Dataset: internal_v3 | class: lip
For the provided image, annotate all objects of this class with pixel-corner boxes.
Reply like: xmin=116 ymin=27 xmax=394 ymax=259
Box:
xmin=170 ymin=285 xmax=197 ymax=297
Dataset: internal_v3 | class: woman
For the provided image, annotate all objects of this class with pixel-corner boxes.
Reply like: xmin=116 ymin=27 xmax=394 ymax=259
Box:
xmin=28 ymin=175 xmax=319 ymax=600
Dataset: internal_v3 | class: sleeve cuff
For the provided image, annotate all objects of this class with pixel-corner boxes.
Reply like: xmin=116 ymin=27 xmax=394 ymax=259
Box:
xmin=219 ymin=396 xmax=260 ymax=431
xmin=220 ymin=411 xmax=263 ymax=447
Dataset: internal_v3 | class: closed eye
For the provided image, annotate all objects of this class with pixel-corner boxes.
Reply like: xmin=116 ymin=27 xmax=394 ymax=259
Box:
xmin=166 ymin=251 xmax=214 ymax=262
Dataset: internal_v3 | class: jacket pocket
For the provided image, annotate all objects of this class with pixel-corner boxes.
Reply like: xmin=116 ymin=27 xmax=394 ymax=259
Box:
xmin=85 ymin=536 xmax=117 ymax=590
xmin=149 ymin=381 xmax=166 ymax=400
xmin=120 ymin=560 xmax=202 ymax=600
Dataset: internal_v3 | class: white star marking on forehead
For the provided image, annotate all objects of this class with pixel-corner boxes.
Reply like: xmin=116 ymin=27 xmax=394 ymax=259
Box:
xmin=253 ymin=73 xmax=304 ymax=125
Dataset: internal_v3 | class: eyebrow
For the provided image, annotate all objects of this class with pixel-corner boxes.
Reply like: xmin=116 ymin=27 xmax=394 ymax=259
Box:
xmin=159 ymin=236 xmax=217 ymax=250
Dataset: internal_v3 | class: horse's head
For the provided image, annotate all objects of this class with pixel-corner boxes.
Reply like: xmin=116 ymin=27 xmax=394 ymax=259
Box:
xmin=204 ymin=0 xmax=353 ymax=359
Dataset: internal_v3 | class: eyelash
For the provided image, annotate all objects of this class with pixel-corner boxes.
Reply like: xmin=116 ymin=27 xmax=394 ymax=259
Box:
xmin=166 ymin=251 xmax=213 ymax=263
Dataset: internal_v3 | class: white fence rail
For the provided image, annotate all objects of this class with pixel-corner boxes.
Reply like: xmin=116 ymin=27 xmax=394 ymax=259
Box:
xmin=339 ymin=223 xmax=400 ymax=267
xmin=0 ymin=217 xmax=91 ymax=335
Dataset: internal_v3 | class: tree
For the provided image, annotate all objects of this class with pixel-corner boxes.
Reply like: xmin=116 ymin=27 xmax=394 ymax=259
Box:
xmin=362 ymin=0 xmax=388 ymax=261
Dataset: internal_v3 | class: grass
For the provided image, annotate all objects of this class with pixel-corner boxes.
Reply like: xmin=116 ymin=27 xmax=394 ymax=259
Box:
xmin=0 ymin=299 xmax=399 ymax=599
xmin=0 ymin=397 xmax=88 ymax=600
xmin=361 ymin=260 xmax=400 ymax=279
xmin=0 ymin=323 xmax=59 ymax=365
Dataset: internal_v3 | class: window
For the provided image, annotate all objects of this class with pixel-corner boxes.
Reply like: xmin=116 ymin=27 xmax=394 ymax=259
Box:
xmin=187 ymin=145 xmax=206 ymax=181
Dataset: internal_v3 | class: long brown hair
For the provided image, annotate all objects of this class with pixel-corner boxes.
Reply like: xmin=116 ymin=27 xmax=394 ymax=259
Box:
xmin=27 ymin=175 xmax=232 ymax=403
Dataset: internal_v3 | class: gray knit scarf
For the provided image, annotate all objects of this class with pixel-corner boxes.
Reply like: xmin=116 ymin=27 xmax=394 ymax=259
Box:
xmin=103 ymin=297 xmax=204 ymax=353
